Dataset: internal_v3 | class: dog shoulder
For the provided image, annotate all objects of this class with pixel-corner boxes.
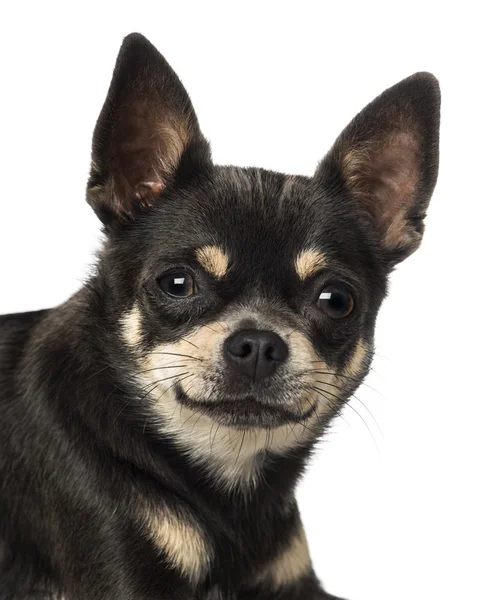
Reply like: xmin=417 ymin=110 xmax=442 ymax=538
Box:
xmin=0 ymin=309 xmax=50 ymax=340
xmin=0 ymin=310 xmax=51 ymax=370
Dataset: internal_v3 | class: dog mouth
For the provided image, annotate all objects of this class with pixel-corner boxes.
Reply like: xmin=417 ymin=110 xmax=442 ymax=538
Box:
xmin=174 ymin=384 xmax=316 ymax=429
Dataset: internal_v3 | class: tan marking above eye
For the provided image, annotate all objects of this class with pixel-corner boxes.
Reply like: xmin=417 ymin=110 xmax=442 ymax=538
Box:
xmin=195 ymin=245 xmax=229 ymax=278
xmin=294 ymin=249 xmax=327 ymax=280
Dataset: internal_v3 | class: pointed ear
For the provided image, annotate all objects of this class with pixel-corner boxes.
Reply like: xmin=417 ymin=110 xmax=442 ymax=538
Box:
xmin=315 ymin=72 xmax=440 ymax=266
xmin=86 ymin=33 xmax=211 ymax=224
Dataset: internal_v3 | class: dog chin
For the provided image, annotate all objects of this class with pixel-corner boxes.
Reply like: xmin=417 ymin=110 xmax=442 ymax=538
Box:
xmin=174 ymin=385 xmax=316 ymax=430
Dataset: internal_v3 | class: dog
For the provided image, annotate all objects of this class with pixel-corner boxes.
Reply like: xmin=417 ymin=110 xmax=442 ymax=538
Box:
xmin=0 ymin=33 xmax=440 ymax=600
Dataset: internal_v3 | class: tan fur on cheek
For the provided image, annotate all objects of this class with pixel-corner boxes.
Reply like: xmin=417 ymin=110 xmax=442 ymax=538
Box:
xmin=120 ymin=304 xmax=143 ymax=347
xmin=287 ymin=331 xmax=343 ymax=418
xmin=344 ymin=338 xmax=369 ymax=378
xmin=146 ymin=321 xmax=226 ymax=401
xmin=145 ymin=506 xmax=210 ymax=583
xmin=294 ymin=249 xmax=327 ymax=281
xmin=195 ymin=245 xmax=229 ymax=278
xmin=258 ymin=524 xmax=312 ymax=588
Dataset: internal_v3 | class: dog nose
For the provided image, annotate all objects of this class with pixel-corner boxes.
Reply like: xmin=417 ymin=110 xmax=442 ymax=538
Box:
xmin=224 ymin=329 xmax=289 ymax=381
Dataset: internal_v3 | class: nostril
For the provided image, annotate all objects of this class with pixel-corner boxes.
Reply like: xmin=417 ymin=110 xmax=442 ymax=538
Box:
xmin=263 ymin=337 xmax=289 ymax=363
xmin=239 ymin=343 xmax=252 ymax=358
xmin=265 ymin=345 xmax=277 ymax=361
xmin=228 ymin=338 xmax=254 ymax=358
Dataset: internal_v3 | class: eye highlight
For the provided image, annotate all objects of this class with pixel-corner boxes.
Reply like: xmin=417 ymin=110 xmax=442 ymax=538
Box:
xmin=158 ymin=272 xmax=195 ymax=298
xmin=317 ymin=285 xmax=354 ymax=318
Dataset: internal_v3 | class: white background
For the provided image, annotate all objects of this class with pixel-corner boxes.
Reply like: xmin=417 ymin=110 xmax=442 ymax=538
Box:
xmin=1 ymin=3 xmax=494 ymax=599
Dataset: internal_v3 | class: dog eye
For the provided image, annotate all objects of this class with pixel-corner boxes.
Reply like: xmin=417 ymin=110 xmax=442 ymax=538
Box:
xmin=158 ymin=272 xmax=195 ymax=298
xmin=317 ymin=285 xmax=354 ymax=318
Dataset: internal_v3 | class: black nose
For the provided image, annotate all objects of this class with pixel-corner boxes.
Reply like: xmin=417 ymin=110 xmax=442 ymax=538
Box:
xmin=224 ymin=329 xmax=289 ymax=381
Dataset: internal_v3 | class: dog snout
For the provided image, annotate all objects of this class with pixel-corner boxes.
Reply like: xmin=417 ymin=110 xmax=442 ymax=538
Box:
xmin=224 ymin=329 xmax=289 ymax=381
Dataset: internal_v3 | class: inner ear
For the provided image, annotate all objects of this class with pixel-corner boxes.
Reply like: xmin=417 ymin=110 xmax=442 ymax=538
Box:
xmin=86 ymin=33 xmax=211 ymax=225
xmin=315 ymin=72 xmax=440 ymax=266
xmin=344 ymin=131 xmax=422 ymax=250
xmin=112 ymin=105 xmax=189 ymax=204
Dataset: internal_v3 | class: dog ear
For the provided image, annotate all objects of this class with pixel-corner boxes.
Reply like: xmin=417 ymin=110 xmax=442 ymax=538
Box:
xmin=87 ymin=33 xmax=211 ymax=224
xmin=315 ymin=72 xmax=440 ymax=266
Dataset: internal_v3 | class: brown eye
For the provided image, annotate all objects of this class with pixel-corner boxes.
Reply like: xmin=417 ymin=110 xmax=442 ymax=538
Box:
xmin=158 ymin=272 xmax=195 ymax=298
xmin=317 ymin=285 xmax=354 ymax=318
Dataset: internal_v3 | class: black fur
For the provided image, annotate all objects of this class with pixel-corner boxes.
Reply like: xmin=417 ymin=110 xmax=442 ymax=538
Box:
xmin=0 ymin=33 xmax=440 ymax=599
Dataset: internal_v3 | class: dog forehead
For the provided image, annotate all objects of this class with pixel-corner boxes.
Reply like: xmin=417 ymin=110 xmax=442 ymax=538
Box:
xmin=162 ymin=168 xmax=324 ymax=251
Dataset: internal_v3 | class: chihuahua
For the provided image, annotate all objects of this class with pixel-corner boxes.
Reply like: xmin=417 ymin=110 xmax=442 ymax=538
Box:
xmin=0 ymin=33 xmax=440 ymax=600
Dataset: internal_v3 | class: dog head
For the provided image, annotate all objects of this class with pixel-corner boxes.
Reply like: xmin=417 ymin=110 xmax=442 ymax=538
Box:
xmin=87 ymin=34 xmax=440 ymax=484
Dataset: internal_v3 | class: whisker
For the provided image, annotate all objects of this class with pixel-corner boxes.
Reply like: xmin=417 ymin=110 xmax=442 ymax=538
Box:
xmin=313 ymin=379 xmax=351 ymax=393
xmin=311 ymin=379 xmax=383 ymax=436
xmin=179 ymin=337 xmax=200 ymax=350
xmin=112 ymin=375 xmax=175 ymax=426
xmin=191 ymin=412 xmax=204 ymax=433
xmin=209 ymin=423 xmax=216 ymax=452
xmin=203 ymin=324 xmax=225 ymax=335
xmin=171 ymin=376 xmax=203 ymax=429
xmin=135 ymin=365 xmax=188 ymax=376
xmin=147 ymin=351 xmax=202 ymax=362
xmin=351 ymin=394 xmax=384 ymax=439
xmin=344 ymin=402 xmax=380 ymax=454
xmin=307 ymin=385 xmax=341 ymax=406
xmin=163 ymin=374 xmax=200 ymax=426
xmin=139 ymin=371 xmax=189 ymax=391
xmin=309 ymin=384 xmax=379 ymax=453
xmin=307 ymin=388 xmax=350 ymax=429
xmin=211 ymin=423 xmax=222 ymax=451
xmin=301 ymin=369 xmax=386 ymax=398
xmin=369 ymin=365 xmax=386 ymax=381
xmin=299 ymin=369 xmax=363 ymax=382
xmin=316 ymin=389 xmax=352 ymax=430
xmin=253 ymin=429 xmax=259 ymax=453
xmin=141 ymin=371 xmax=194 ymax=397
xmin=264 ymin=428 xmax=272 ymax=451
xmin=312 ymin=377 xmax=382 ymax=425
xmin=143 ymin=373 xmax=194 ymax=434
xmin=292 ymin=414 xmax=315 ymax=436
xmin=227 ymin=429 xmax=235 ymax=452
xmin=181 ymin=377 xmax=199 ymax=400
xmin=181 ymin=406 xmax=204 ymax=428
xmin=286 ymin=421 xmax=297 ymax=441
xmin=373 ymin=351 xmax=399 ymax=365
xmin=235 ymin=430 xmax=247 ymax=467
xmin=82 ymin=364 xmax=111 ymax=383
xmin=145 ymin=372 xmax=191 ymax=391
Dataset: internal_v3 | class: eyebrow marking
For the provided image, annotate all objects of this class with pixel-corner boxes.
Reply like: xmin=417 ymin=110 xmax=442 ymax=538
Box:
xmin=195 ymin=245 xmax=229 ymax=278
xmin=294 ymin=249 xmax=327 ymax=280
